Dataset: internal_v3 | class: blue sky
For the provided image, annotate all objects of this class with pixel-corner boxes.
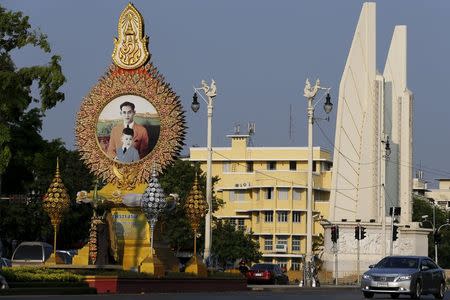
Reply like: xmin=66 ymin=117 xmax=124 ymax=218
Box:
xmin=3 ymin=0 xmax=450 ymax=187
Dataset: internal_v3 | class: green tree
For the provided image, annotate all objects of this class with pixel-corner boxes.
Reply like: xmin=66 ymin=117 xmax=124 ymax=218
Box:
xmin=412 ymin=195 xmax=450 ymax=268
xmin=211 ymin=220 xmax=262 ymax=269
xmin=159 ymin=159 xmax=222 ymax=254
xmin=0 ymin=4 xmax=65 ymax=189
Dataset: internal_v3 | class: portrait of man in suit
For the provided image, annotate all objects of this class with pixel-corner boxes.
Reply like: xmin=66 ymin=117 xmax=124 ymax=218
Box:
xmin=96 ymin=95 xmax=160 ymax=163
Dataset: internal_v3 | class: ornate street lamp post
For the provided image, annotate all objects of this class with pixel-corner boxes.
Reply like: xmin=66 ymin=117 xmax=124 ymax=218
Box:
xmin=303 ymin=79 xmax=332 ymax=287
xmin=140 ymin=169 xmax=167 ymax=275
xmin=191 ymin=79 xmax=217 ymax=265
xmin=184 ymin=175 xmax=208 ymax=276
xmin=42 ymin=159 xmax=70 ymax=264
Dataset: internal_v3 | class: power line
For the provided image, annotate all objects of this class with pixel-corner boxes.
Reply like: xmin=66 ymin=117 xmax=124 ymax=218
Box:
xmin=315 ymin=120 xmax=450 ymax=179
xmin=211 ymin=149 xmax=380 ymax=191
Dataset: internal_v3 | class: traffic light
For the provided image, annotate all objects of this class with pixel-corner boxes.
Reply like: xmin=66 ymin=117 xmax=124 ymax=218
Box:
xmin=392 ymin=225 xmax=399 ymax=241
xmin=331 ymin=225 xmax=339 ymax=243
xmin=360 ymin=226 xmax=366 ymax=240
xmin=434 ymin=230 xmax=441 ymax=245
xmin=355 ymin=226 xmax=360 ymax=240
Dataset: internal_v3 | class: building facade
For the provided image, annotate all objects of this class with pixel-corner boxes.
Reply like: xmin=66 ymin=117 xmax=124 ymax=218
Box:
xmin=189 ymin=134 xmax=332 ymax=271
xmin=414 ymin=176 xmax=450 ymax=211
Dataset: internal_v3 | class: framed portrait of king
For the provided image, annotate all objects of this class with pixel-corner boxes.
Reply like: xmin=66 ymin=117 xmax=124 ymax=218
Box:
xmin=75 ymin=3 xmax=185 ymax=189
xmin=97 ymin=95 xmax=160 ymax=164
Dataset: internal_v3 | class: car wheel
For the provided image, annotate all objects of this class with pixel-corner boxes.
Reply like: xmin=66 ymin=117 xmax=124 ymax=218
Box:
xmin=410 ymin=281 xmax=421 ymax=299
xmin=434 ymin=281 xmax=446 ymax=299
xmin=363 ymin=292 xmax=374 ymax=298
xmin=390 ymin=294 xmax=400 ymax=299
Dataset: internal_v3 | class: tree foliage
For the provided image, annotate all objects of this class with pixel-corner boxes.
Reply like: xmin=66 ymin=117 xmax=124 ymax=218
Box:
xmin=412 ymin=195 xmax=450 ymax=268
xmin=211 ymin=220 xmax=262 ymax=269
xmin=159 ymin=159 xmax=222 ymax=254
xmin=0 ymin=5 xmax=65 ymax=179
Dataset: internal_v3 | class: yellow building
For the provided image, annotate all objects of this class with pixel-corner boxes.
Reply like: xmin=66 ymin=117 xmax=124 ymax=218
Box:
xmin=189 ymin=134 xmax=332 ymax=271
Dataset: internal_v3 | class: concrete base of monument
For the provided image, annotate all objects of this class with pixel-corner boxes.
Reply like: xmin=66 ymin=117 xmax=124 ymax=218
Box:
xmin=139 ymin=254 xmax=165 ymax=276
xmin=185 ymin=256 xmax=207 ymax=277
xmin=321 ymin=220 xmax=431 ymax=280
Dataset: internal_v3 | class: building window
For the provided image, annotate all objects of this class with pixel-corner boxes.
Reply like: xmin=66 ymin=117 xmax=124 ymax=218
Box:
xmin=265 ymin=188 xmax=273 ymax=199
xmin=314 ymin=190 xmax=329 ymax=202
xmin=276 ymin=258 xmax=288 ymax=271
xmin=246 ymin=161 xmax=254 ymax=172
xmin=229 ymin=191 xmax=235 ymax=201
xmin=289 ymin=161 xmax=297 ymax=171
xmin=230 ymin=190 xmax=246 ymax=201
xmin=292 ymin=237 xmax=301 ymax=251
xmin=237 ymin=219 xmax=245 ymax=231
xmin=255 ymin=213 xmax=260 ymax=223
xmin=267 ymin=161 xmax=276 ymax=170
xmin=265 ymin=211 xmax=273 ymax=223
xmin=277 ymin=211 xmax=288 ymax=222
xmin=291 ymin=258 xmax=301 ymax=271
xmin=293 ymin=188 xmax=301 ymax=201
xmin=235 ymin=190 xmax=246 ymax=201
xmin=322 ymin=161 xmax=332 ymax=171
xmin=253 ymin=189 xmax=260 ymax=201
xmin=313 ymin=161 xmax=317 ymax=172
xmin=277 ymin=236 xmax=288 ymax=246
xmin=278 ymin=188 xmax=288 ymax=200
xmin=264 ymin=237 xmax=273 ymax=251
xmin=223 ymin=162 xmax=231 ymax=172
xmin=292 ymin=212 xmax=301 ymax=223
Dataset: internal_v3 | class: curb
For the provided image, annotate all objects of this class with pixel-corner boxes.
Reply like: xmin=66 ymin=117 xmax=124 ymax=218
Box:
xmin=248 ymin=284 xmax=359 ymax=291
xmin=0 ymin=287 xmax=97 ymax=296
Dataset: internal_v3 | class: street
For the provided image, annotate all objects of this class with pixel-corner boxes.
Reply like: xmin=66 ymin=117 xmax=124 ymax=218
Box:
xmin=0 ymin=288 xmax=448 ymax=300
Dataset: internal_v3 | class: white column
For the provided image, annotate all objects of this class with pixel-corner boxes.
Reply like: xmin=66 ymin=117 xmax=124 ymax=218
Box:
xmin=204 ymin=97 xmax=213 ymax=263
xmin=306 ymin=96 xmax=314 ymax=286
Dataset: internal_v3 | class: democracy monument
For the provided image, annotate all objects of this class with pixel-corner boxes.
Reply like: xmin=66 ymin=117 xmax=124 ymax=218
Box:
xmin=322 ymin=2 xmax=429 ymax=277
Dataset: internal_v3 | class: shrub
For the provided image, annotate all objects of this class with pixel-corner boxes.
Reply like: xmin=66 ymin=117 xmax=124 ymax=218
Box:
xmin=0 ymin=267 xmax=84 ymax=282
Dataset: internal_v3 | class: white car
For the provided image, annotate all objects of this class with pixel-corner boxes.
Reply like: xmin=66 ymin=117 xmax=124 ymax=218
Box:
xmin=11 ymin=242 xmax=53 ymax=266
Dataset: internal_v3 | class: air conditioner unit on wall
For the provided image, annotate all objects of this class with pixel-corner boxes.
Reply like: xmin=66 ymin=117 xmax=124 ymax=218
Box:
xmin=275 ymin=244 xmax=287 ymax=253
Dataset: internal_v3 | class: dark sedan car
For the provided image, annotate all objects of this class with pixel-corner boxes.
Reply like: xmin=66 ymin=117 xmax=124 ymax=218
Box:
xmin=246 ymin=263 xmax=289 ymax=285
xmin=361 ymin=256 xmax=446 ymax=299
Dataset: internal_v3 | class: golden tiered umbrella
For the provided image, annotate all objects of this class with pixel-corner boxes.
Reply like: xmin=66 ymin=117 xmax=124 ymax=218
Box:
xmin=42 ymin=159 xmax=70 ymax=262
xmin=185 ymin=175 xmax=208 ymax=257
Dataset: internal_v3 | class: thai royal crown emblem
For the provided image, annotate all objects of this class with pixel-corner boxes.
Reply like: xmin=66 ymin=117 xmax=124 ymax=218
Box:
xmin=112 ymin=3 xmax=149 ymax=69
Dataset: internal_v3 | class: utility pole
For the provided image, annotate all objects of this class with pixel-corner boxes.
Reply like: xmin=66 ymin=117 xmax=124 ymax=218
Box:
xmin=357 ymin=224 xmax=361 ymax=284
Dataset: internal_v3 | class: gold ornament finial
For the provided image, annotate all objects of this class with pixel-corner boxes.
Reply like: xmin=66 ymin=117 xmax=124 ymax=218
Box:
xmin=112 ymin=3 xmax=149 ymax=69
xmin=43 ymin=159 xmax=70 ymax=227
xmin=43 ymin=159 xmax=71 ymax=263
xmin=185 ymin=175 xmax=208 ymax=232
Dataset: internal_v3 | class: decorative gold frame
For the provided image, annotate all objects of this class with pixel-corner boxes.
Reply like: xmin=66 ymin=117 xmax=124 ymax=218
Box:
xmin=76 ymin=63 xmax=185 ymax=188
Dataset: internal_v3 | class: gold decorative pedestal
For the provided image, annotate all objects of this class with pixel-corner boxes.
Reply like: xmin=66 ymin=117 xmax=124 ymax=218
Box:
xmin=112 ymin=206 xmax=151 ymax=271
xmin=72 ymin=244 xmax=90 ymax=265
xmin=185 ymin=256 xmax=207 ymax=277
xmin=139 ymin=254 xmax=165 ymax=276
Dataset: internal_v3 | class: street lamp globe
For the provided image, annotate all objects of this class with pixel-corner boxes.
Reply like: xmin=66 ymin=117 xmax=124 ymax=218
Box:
xmin=323 ymin=93 xmax=333 ymax=114
xmin=191 ymin=92 xmax=200 ymax=113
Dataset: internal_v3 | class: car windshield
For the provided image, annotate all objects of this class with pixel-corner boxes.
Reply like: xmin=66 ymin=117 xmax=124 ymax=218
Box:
xmin=13 ymin=245 xmax=43 ymax=260
xmin=376 ymin=257 xmax=419 ymax=269
xmin=250 ymin=264 xmax=275 ymax=271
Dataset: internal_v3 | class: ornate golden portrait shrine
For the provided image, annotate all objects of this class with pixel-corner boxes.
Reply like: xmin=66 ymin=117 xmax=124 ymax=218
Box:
xmin=76 ymin=3 xmax=185 ymax=190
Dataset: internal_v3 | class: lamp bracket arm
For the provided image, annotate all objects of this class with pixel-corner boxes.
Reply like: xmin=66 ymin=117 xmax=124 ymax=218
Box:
xmin=311 ymin=87 xmax=332 ymax=109
xmin=193 ymin=86 xmax=209 ymax=105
